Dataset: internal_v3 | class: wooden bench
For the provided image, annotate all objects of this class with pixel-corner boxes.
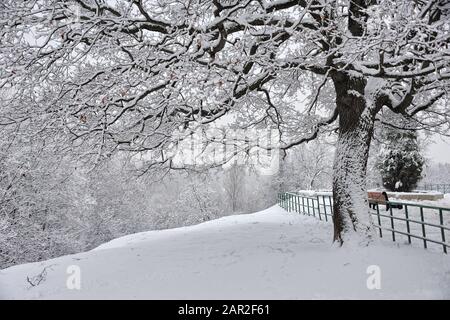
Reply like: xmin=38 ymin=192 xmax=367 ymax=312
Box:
xmin=368 ymin=191 xmax=403 ymax=211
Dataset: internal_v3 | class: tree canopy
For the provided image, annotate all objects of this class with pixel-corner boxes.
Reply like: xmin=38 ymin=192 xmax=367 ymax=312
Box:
xmin=1 ymin=0 xmax=449 ymax=244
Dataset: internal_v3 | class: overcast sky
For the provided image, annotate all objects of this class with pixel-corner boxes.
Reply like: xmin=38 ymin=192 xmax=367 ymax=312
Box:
xmin=426 ymin=134 xmax=450 ymax=164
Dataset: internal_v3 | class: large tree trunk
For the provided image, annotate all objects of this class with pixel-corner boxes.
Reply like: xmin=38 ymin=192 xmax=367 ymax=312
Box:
xmin=331 ymin=73 xmax=376 ymax=245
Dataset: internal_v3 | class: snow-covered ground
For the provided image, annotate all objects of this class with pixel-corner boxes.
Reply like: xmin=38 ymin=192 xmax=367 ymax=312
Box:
xmin=1 ymin=206 xmax=450 ymax=299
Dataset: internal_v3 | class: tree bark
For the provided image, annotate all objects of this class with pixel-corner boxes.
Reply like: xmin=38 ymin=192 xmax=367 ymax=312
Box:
xmin=331 ymin=73 xmax=376 ymax=245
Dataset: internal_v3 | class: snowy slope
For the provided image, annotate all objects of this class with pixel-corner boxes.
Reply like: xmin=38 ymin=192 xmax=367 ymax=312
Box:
xmin=1 ymin=206 xmax=450 ymax=299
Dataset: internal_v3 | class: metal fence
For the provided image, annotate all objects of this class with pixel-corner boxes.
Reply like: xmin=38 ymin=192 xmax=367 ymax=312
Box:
xmin=278 ymin=192 xmax=450 ymax=254
xmin=416 ymin=184 xmax=450 ymax=194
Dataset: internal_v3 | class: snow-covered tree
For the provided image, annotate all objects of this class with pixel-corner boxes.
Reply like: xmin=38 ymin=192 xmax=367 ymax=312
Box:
xmin=1 ymin=0 xmax=449 ymax=245
xmin=377 ymin=129 xmax=424 ymax=192
xmin=277 ymin=139 xmax=334 ymax=191
xmin=223 ymin=164 xmax=245 ymax=213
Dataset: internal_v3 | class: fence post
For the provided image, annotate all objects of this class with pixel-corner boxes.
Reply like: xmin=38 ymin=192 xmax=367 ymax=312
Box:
xmin=284 ymin=193 xmax=287 ymax=210
xmin=389 ymin=205 xmax=395 ymax=242
xmin=404 ymin=205 xmax=411 ymax=244
xmin=322 ymin=196 xmax=328 ymax=222
xmin=316 ymin=196 xmax=322 ymax=220
xmin=420 ymin=207 xmax=427 ymax=249
xmin=376 ymin=204 xmax=382 ymax=238
xmin=285 ymin=193 xmax=288 ymax=211
xmin=301 ymin=196 xmax=305 ymax=215
xmin=328 ymin=196 xmax=333 ymax=217
xmin=439 ymin=209 xmax=447 ymax=254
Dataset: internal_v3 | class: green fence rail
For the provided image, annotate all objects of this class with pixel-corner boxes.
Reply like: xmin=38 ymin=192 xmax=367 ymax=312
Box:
xmin=278 ymin=192 xmax=450 ymax=254
xmin=417 ymin=184 xmax=450 ymax=194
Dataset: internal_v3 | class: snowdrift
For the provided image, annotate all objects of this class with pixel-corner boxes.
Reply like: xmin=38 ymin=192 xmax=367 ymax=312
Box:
xmin=1 ymin=206 xmax=449 ymax=299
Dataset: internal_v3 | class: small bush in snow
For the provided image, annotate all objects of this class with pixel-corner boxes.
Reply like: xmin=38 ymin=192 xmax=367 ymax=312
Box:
xmin=377 ymin=129 xmax=424 ymax=192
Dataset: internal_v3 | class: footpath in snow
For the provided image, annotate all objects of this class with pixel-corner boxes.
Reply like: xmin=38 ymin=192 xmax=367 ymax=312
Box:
xmin=1 ymin=206 xmax=449 ymax=299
